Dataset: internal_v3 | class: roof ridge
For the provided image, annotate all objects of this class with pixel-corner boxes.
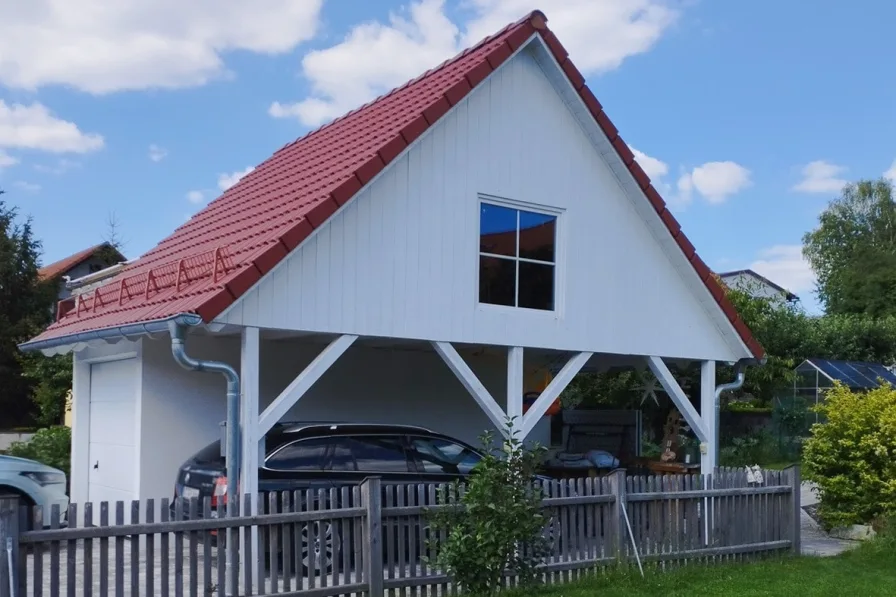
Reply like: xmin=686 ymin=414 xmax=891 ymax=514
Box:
xmin=265 ymin=10 xmax=546 ymax=164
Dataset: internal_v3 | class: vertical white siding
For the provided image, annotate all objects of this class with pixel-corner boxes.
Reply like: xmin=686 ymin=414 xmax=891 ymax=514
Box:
xmin=219 ymin=47 xmax=739 ymax=361
xmin=138 ymin=336 xmax=235 ymax=500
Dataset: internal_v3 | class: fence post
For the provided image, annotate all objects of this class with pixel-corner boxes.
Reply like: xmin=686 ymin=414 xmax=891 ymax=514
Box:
xmin=786 ymin=465 xmax=801 ymax=554
xmin=0 ymin=495 xmax=20 ymax=597
xmin=361 ymin=477 xmax=383 ymax=597
xmin=608 ymin=469 xmax=627 ymax=562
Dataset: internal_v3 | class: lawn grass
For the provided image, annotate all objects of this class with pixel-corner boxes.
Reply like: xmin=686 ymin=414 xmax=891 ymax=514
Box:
xmin=517 ymin=541 xmax=896 ymax=597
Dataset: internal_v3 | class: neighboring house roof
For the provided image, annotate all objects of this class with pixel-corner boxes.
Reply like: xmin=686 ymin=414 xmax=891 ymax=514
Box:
xmin=24 ymin=11 xmax=764 ymax=359
xmin=717 ymin=269 xmax=798 ymax=301
xmin=37 ymin=243 xmax=124 ymax=282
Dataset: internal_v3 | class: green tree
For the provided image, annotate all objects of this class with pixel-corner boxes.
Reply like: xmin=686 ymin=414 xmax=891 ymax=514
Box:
xmin=0 ymin=192 xmax=57 ymax=427
xmin=803 ymin=179 xmax=896 ymax=316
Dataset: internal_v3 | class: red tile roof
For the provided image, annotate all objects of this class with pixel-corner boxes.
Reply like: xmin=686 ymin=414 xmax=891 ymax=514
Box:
xmin=25 ymin=10 xmax=764 ymax=359
xmin=38 ymin=243 xmax=121 ymax=282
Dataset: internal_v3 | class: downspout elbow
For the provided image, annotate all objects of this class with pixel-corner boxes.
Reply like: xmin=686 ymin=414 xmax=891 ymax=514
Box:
xmin=168 ymin=320 xmax=241 ymax=513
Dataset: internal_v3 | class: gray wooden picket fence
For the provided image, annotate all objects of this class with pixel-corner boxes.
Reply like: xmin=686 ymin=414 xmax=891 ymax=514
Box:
xmin=0 ymin=466 xmax=801 ymax=597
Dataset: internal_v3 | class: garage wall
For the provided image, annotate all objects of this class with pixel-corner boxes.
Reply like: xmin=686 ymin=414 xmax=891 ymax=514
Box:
xmin=260 ymin=339 xmax=551 ymax=450
xmin=139 ymin=335 xmax=237 ymax=500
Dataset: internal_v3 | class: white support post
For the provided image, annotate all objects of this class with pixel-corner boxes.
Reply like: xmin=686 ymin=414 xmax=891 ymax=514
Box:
xmin=239 ymin=326 xmax=260 ymax=594
xmin=646 ymin=356 xmax=709 ymax=443
xmin=700 ymin=360 xmax=717 ymax=475
xmin=258 ymin=334 xmax=357 ymax=437
xmin=506 ymin=346 xmax=524 ymax=428
xmin=432 ymin=341 xmax=508 ymax=435
xmin=518 ymin=351 xmax=593 ymax=439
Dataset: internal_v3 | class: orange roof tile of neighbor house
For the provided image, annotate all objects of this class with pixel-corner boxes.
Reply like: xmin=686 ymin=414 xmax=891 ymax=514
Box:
xmin=23 ymin=10 xmax=765 ymax=359
xmin=38 ymin=243 xmax=124 ymax=282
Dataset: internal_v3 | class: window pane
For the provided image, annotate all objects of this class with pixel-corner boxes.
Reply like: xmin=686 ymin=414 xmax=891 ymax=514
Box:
xmin=347 ymin=436 xmax=410 ymax=472
xmin=518 ymin=261 xmax=554 ymax=310
xmin=479 ymin=256 xmax=516 ymax=306
xmin=266 ymin=438 xmax=329 ymax=470
xmin=518 ymin=211 xmax=556 ymax=262
xmin=328 ymin=439 xmax=358 ymax=471
xmin=479 ymin=203 xmax=517 ymax=256
xmin=409 ymin=437 xmax=482 ymax=474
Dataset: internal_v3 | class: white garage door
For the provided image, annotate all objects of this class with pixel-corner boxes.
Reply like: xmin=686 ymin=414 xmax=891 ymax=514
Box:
xmin=88 ymin=359 xmax=138 ymax=505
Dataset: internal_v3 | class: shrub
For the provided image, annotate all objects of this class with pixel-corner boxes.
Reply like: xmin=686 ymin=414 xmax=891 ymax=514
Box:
xmin=427 ymin=425 xmax=550 ymax=596
xmin=803 ymin=383 xmax=896 ymax=529
xmin=719 ymin=429 xmax=782 ymax=467
xmin=7 ymin=426 xmax=71 ymax=476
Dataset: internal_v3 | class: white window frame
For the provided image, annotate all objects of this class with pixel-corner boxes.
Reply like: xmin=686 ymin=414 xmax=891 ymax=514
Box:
xmin=476 ymin=194 xmax=564 ymax=315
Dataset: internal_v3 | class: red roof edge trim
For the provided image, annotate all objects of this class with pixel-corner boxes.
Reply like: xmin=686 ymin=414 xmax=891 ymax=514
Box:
xmin=530 ymin=12 xmax=764 ymax=359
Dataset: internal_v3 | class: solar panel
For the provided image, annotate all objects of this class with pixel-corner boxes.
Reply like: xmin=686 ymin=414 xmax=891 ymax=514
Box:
xmin=808 ymin=359 xmax=896 ymax=389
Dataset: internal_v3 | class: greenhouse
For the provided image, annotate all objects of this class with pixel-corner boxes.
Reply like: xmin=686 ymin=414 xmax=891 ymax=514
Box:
xmin=793 ymin=358 xmax=896 ymax=422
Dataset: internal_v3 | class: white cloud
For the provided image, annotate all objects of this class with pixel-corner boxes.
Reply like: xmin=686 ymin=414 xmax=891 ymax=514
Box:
xmin=217 ymin=166 xmax=254 ymax=191
xmin=884 ymin=159 xmax=896 ymax=183
xmin=13 ymin=180 xmax=41 ymax=193
xmin=793 ymin=160 xmax=848 ymax=194
xmin=34 ymin=158 xmax=79 ymax=175
xmin=630 ymin=147 xmax=751 ymax=207
xmin=749 ymin=245 xmax=816 ymax=296
xmin=186 ymin=190 xmax=205 ymax=204
xmin=631 ymin=147 xmax=668 ymax=180
xmin=0 ymin=1 xmax=324 ymax=94
xmin=272 ymin=0 xmax=680 ymax=126
xmin=0 ymin=150 xmax=18 ymax=168
xmin=677 ymin=161 xmax=752 ymax=204
xmin=0 ymin=101 xmax=103 ymax=153
xmin=148 ymin=144 xmax=167 ymax=162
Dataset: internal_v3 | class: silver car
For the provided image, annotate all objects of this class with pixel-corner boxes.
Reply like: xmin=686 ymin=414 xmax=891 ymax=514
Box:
xmin=0 ymin=455 xmax=69 ymax=527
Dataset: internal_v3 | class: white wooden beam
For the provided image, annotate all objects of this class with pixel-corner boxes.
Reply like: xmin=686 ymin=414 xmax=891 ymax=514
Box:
xmin=646 ymin=356 xmax=709 ymax=443
xmin=507 ymin=346 xmax=524 ymax=427
xmin=258 ymin=334 xmax=357 ymax=436
xmin=700 ymin=360 xmax=717 ymax=475
xmin=240 ymin=326 xmax=261 ymax=495
xmin=432 ymin=341 xmax=508 ymax=434
xmin=519 ymin=352 xmax=593 ymax=439
xmin=239 ymin=326 xmax=260 ymax=593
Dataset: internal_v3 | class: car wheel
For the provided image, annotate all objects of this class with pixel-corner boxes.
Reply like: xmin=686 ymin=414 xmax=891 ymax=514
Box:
xmin=301 ymin=520 xmax=335 ymax=573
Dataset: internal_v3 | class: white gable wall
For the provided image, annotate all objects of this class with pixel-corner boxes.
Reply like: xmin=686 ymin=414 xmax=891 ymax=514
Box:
xmin=219 ymin=43 xmax=745 ymax=362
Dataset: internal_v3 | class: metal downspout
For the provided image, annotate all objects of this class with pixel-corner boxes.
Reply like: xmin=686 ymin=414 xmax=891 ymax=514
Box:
xmin=168 ymin=321 xmax=240 ymax=513
xmin=714 ymin=359 xmax=760 ymax=458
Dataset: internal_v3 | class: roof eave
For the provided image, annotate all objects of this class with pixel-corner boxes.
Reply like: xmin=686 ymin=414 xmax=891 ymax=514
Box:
xmin=19 ymin=313 xmax=203 ymax=355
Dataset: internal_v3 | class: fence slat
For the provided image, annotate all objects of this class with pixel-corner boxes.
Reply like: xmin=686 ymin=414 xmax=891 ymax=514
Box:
xmin=201 ymin=499 xmax=212 ymax=597
xmin=99 ymin=502 xmax=109 ymax=597
xmin=146 ymin=499 xmax=155 ymax=597
xmin=362 ymin=478 xmax=384 ymax=597
xmin=173 ymin=499 xmax=184 ymax=597
xmin=114 ymin=502 xmax=124 ymax=597
xmin=788 ymin=466 xmax=801 ymax=554
xmin=84 ymin=503 xmax=94 ymax=597
xmin=269 ymin=491 xmax=280 ymax=594
xmin=189 ymin=498 xmax=199 ymax=597
xmin=49 ymin=504 xmax=61 ymax=597
xmin=129 ymin=502 xmax=139 ymax=597
xmin=160 ymin=498 xmax=170 ymax=597
xmin=30 ymin=504 xmax=43 ymax=597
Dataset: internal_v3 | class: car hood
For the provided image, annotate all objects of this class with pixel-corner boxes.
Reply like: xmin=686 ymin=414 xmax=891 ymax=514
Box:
xmin=0 ymin=455 xmax=64 ymax=475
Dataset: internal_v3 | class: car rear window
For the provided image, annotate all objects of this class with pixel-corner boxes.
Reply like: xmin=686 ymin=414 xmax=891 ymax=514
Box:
xmin=192 ymin=441 xmax=223 ymax=464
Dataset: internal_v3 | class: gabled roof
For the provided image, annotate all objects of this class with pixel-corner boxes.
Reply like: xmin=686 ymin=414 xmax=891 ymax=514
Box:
xmin=23 ymin=10 xmax=764 ymax=359
xmin=38 ymin=243 xmax=124 ymax=282
xmin=799 ymin=359 xmax=896 ymax=389
xmin=718 ymin=269 xmax=798 ymax=301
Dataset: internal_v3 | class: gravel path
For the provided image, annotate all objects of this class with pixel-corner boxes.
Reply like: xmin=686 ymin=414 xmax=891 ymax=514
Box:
xmin=799 ymin=481 xmax=859 ymax=557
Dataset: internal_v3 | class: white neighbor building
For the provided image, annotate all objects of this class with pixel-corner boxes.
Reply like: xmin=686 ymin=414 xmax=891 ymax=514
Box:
xmin=22 ymin=11 xmax=765 ymax=507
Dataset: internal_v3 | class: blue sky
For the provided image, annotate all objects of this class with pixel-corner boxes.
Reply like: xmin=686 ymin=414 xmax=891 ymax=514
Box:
xmin=1 ymin=1 xmax=894 ymax=314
